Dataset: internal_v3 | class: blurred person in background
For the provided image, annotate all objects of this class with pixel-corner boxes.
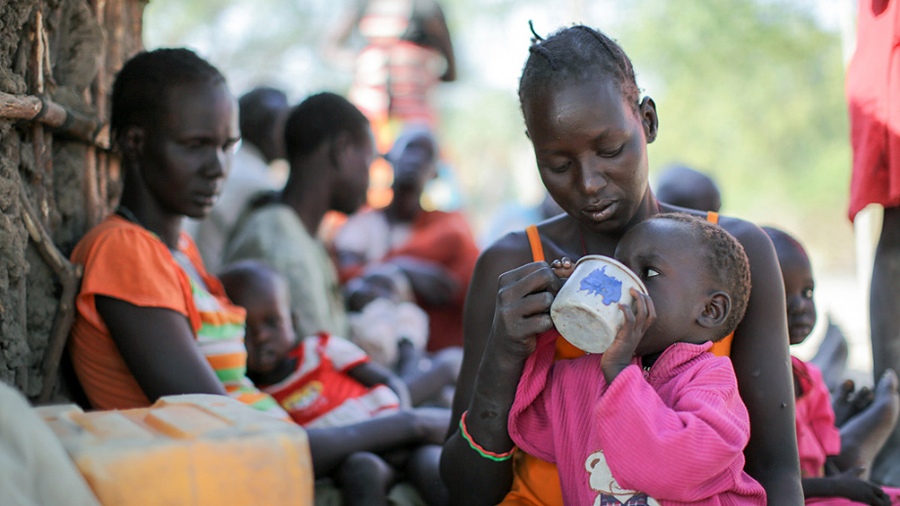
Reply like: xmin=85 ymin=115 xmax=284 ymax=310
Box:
xmin=325 ymin=0 xmax=456 ymax=132
xmin=324 ymin=0 xmax=457 ymax=209
xmin=480 ymin=191 xmax=564 ymax=248
xmin=654 ymin=163 xmax=722 ymax=213
xmin=334 ymin=126 xmax=478 ymax=352
xmin=224 ymin=92 xmax=374 ymax=340
xmin=187 ymin=86 xmax=290 ymax=272
xmin=847 ymin=0 xmax=900 ymax=485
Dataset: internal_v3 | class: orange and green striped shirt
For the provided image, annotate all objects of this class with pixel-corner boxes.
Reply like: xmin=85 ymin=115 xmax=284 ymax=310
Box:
xmin=70 ymin=215 xmax=287 ymax=418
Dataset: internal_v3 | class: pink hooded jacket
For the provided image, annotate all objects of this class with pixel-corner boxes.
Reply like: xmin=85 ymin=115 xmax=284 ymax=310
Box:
xmin=509 ymin=330 xmax=765 ymax=505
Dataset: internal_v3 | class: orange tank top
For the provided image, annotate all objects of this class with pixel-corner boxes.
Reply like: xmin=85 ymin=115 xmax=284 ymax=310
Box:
xmin=503 ymin=211 xmax=731 ymax=505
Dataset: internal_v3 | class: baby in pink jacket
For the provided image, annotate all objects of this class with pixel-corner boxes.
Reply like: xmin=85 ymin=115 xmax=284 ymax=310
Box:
xmin=508 ymin=213 xmax=766 ymax=505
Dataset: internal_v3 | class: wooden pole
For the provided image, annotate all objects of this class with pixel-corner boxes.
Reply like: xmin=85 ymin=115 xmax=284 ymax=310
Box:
xmin=24 ymin=7 xmax=86 ymax=402
xmin=30 ymin=7 xmax=48 ymax=226
xmin=86 ymin=0 xmax=105 ymax=227
xmin=0 ymin=90 xmax=109 ymax=149
xmin=23 ymin=178 xmax=84 ymax=403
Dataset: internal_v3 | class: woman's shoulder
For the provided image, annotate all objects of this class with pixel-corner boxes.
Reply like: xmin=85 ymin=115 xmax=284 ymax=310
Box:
xmin=530 ymin=213 xmax=581 ymax=259
xmin=714 ymin=214 xmax=774 ymax=256
xmin=477 ymin=214 xmax=572 ymax=272
xmin=72 ymin=217 xmax=190 ymax=301
xmin=72 ymin=216 xmax=160 ymax=263
xmin=657 ymin=204 xmax=772 ymax=252
xmin=476 ymin=228 xmax=537 ymax=277
xmin=229 ymin=204 xmax=308 ymax=251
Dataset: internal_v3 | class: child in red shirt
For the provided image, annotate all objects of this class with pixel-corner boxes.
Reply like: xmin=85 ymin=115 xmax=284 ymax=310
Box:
xmin=220 ymin=259 xmax=449 ymax=505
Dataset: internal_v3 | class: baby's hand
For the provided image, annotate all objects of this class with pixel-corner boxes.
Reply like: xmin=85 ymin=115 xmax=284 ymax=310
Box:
xmin=601 ymin=288 xmax=655 ymax=384
xmin=827 ymin=468 xmax=890 ymax=505
xmin=550 ymin=257 xmax=575 ymax=280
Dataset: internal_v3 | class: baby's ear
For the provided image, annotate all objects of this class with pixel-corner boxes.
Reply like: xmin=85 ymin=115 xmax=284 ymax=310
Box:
xmin=698 ymin=291 xmax=730 ymax=329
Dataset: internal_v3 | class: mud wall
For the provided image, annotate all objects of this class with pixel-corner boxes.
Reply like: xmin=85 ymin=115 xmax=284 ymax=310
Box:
xmin=0 ymin=0 xmax=145 ymax=402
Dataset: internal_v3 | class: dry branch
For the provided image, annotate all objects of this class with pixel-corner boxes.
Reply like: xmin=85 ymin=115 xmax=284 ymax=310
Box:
xmin=20 ymin=185 xmax=84 ymax=403
xmin=0 ymin=90 xmax=109 ymax=149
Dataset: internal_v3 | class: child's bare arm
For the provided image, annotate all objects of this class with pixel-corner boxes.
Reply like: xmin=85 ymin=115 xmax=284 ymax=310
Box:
xmin=348 ymin=361 xmax=413 ymax=409
xmin=307 ymin=407 xmax=450 ymax=478
xmin=801 ymin=472 xmax=890 ymax=505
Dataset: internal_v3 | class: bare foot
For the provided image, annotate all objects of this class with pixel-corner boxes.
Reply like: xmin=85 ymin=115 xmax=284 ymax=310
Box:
xmin=836 ymin=369 xmax=900 ymax=481
xmin=834 ymin=379 xmax=876 ymax=428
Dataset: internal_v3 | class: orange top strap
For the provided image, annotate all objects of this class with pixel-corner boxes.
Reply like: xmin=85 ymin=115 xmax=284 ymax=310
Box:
xmin=705 ymin=210 xmax=732 ymax=356
xmin=709 ymin=333 xmax=733 ymax=357
xmin=526 ymin=224 xmax=545 ymax=262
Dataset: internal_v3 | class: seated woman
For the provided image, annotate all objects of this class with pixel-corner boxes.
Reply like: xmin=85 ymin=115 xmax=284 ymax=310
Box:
xmin=66 ymin=48 xmax=450 ymax=506
xmin=440 ymin=25 xmax=803 ymax=505
xmin=334 ymin=126 xmax=479 ymax=351
xmin=67 ymin=47 xmax=278 ymax=414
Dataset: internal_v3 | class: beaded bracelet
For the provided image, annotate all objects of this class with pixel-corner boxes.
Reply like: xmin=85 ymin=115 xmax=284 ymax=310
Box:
xmin=459 ymin=410 xmax=516 ymax=462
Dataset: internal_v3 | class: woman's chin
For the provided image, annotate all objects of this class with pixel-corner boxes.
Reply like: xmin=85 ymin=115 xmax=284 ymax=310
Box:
xmin=788 ymin=330 xmax=810 ymax=346
xmin=184 ymin=206 xmax=213 ymax=221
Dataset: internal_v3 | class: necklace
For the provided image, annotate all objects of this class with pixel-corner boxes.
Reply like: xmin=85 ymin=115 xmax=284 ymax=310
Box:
xmin=115 ymin=206 xmax=205 ymax=287
xmin=116 ymin=205 xmax=182 ymax=253
xmin=116 ymin=205 xmax=143 ymax=228
xmin=579 ymin=227 xmax=588 ymax=256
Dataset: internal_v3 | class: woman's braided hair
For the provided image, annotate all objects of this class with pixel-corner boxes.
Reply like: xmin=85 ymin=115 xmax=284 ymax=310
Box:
xmin=111 ymin=48 xmax=225 ymax=141
xmin=518 ymin=24 xmax=640 ymax=122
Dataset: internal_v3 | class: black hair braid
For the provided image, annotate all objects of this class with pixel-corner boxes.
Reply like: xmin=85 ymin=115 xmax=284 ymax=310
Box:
xmin=528 ymin=20 xmax=544 ymax=42
xmin=518 ymin=25 xmax=640 ymax=121
xmin=571 ymin=25 xmax=638 ymax=97
xmin=527 ymin=21 xmax=558 ymax=70
xmin=528 ymin=44 xmax=559 ymax=71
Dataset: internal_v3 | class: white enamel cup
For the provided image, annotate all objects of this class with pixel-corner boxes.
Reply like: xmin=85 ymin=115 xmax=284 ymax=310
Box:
xmin=550 ymin=255 xmax=649 ymax=354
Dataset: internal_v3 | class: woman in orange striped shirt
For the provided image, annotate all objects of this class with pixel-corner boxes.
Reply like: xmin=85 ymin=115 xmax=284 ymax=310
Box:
xmin=69 ymin=48 xmax=285 ymax=417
